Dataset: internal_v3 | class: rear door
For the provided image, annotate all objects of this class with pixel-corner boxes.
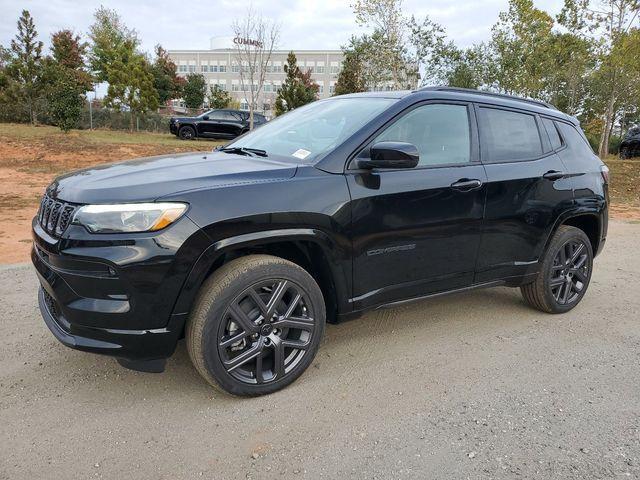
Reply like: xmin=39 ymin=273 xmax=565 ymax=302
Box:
xmin=474 ymin=105 xmax=574 ymax=284
xmin=347 ymin=101 xmax=487 ymax=310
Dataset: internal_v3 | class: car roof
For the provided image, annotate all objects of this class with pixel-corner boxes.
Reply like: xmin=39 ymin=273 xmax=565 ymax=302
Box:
xmin=335 ymin=87 xmax=579 ymax=125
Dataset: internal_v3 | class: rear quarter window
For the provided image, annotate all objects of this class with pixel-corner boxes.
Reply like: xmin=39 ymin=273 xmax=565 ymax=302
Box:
xmin=478 ymin=107 xmax=543 ymax=162
xmin=555 ymin=122 xmax=595 ymax=159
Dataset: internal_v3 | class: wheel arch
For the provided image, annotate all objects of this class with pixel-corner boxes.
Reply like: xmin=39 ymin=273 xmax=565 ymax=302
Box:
xmin=171 ymin=228 xmax=350 ymax=329
xmin=543 ymin=211 xmax=603 ymax=260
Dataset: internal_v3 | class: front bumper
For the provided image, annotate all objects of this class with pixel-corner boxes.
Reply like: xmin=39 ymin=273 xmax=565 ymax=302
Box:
xmin=33 ymin=246 xmax=184 ymax=362
xmin=30 ymin=213 xmax=209 ymax=364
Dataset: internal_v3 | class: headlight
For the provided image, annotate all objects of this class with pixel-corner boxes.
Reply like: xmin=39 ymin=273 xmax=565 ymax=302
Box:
xmin=72 ymin=203 xmax=188 ymax=233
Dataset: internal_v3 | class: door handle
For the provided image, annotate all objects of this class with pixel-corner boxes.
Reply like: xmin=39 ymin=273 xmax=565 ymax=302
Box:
xmin=542 ymin=170 xmax=565 ymax=180
xmin=450 ymin=178 xmax=482 ymax=191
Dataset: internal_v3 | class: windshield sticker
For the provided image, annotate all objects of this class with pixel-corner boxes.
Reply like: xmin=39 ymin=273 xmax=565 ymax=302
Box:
xmin=292 ymin=149 xmax=311 ymax=159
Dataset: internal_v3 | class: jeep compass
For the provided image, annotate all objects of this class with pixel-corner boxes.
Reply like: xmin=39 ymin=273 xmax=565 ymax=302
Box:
xmin=32 ymin=87 xmax=609 ymax=396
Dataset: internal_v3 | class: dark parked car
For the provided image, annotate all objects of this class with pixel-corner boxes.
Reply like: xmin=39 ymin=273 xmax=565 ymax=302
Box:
xmin=620 ymin=126 xmax=640 ymax=159
xmin=169 ymin=109 xmax=267 ymax=140
xmin=33 ymin=87 xmax=608 ymax=396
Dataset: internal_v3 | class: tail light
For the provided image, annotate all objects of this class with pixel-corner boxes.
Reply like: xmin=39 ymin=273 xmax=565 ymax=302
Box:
xmin=600 ymin=165 xmax=610 ymax=184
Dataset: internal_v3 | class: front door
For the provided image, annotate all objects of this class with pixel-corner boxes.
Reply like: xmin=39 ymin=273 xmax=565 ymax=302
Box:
xmin=347 ymin=102 xmax=487 ymax=311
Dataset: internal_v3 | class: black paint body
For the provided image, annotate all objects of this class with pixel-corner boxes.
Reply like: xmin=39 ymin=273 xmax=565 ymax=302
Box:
xmin=32 ymin=89 xmax=609 ymax=364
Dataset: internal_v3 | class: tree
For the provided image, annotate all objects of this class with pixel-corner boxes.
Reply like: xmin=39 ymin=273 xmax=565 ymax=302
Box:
xmin=183 ymin=73 xmax=207 ymax=109
xmin=334 ymin=38 xmax=367 ymax=95
xmin=104 ymin=41 xmax=159 ymax=131
xmin=489 ymin=0 xmax=556 ymax=97
xmin=209 ymin=84 xmax=232 ymax=109
xmin=45 ymin=67 xmax=85 ymax=132
xmin=9 ymin=10 xmax=43 ymax=124
xmin=43 ymin=30 xmax=92 ymax=132
xmin=150 ymin=44 xmax=183 ymax=105
xmin=232 ymin=6 xmax=279 ymax=128
xmin=274 ymin=52 xmax=318 ymax=115
xmin=88 ymin=6 xmax=138 ymax=82
xmin=559 ymin=0 xmax=640 ymax=156
xmin=349 ymin=0 xmax=446 ymax=90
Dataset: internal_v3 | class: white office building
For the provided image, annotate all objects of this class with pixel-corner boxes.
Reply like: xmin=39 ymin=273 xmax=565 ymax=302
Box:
xmin=168 ymin=37 xmax=343 ymax=115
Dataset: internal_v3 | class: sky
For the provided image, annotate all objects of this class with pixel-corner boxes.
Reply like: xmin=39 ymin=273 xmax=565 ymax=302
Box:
xmin=2 ymin=0 xmax=566 ymax=54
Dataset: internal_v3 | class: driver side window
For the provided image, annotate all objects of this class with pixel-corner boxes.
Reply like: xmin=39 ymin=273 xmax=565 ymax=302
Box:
xmin=373 ymin=103 xmax=471 ymax=167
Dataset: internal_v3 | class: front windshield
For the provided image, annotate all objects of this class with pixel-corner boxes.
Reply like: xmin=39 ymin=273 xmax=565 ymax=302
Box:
xmin=226 ymin=97 xmax=397 ymax=162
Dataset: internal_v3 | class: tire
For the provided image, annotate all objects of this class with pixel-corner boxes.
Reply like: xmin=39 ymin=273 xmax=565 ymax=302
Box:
xmin=620 ymin=147 xmax=630 ymax=159
xmin=178 ymin=125 xmax=196 ymax=140
xmin=186 ymin=255 xmax=325 ymax=396
xmin=521 ymin=225 xmax=593 ymax=314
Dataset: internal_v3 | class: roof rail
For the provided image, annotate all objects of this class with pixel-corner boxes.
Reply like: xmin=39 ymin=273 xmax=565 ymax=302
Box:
xmin=419 ymin=86 xmax=557 ymax=110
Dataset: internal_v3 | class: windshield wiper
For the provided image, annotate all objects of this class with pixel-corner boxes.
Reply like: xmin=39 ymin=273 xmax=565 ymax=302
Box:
xmin=218 ymin=146 xmax=268 ymax=157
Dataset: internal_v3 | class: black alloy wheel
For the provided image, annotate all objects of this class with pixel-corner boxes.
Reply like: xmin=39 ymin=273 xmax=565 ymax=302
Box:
xmin=178 ymin=125 xmax=195 ymax=140
xmin=217 ymin=279 xmax=316 ymax=385
xmin=548 ymin=239 xmax=590 ymax=305
xmin=521 ymin=225 xmax=593 ymax=313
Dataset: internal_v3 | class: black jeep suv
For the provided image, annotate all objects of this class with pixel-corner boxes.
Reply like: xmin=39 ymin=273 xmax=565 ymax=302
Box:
xmin=620 ymin=126 xmax=640 ymax=159
xmin=33 ymin=87 xmax=609 ymax=396
xmin=169 ymin=109 xmax=267 ymax=140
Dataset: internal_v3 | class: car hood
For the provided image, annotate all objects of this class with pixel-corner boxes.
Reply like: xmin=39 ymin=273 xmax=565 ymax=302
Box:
xmin=47 ymin=151 xmax=298 ymax=204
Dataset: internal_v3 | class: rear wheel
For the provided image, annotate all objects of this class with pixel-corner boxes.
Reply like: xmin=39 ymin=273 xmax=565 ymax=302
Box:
xmin=186 ymin=255 xmax=325 ymax=396
xmin=178 ymin=125 xmax=196 ymax=140
xmin=521 ymin=226 xmax=593 ymax=314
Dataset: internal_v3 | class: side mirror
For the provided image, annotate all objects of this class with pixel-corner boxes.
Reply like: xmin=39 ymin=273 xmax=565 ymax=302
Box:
xmin=358 ymin=142 xmax=419 ymax=169
xmin=202 ymin=115 xmax=210 ymax=120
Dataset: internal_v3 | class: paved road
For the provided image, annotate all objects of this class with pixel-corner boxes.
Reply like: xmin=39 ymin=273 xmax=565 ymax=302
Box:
xmin=1 ymin=221 xmax=639 ymax=480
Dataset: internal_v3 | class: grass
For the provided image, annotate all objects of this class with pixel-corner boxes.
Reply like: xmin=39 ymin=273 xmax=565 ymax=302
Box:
xmin=0 ymin=123 xmax=220 ymax=147
xmin=603 ymin=157 xmax=640 ymax=207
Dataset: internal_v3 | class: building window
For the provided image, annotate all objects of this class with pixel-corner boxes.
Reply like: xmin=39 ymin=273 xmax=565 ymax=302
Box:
xmin=232 ymin=84 xmax=240 ymax=92
xmin=219 ymin=65 xmax=226 ymax=73
xmin=211 ymin=65 xmax=218 ymax=72
xmin=316 ymin=66 xmax=325 ymax=74
xmin=240 ymin=102 xmax=249 ymax=110
xmin=318 ymin=85 xmax=324 ymax=94
xmin=178 ymin=65 xmax=187 ymax=72
xmin=232 ymin=64 xmax=240 ymax=73
xmin=329 ymin=85 xmax=335 ymax=94
xmin=201 ymin=65 xmax=209 ymax=72
xmin=188 ymin=65 xmax=196 ymax=73
xmin=330 ymin=66 xmax=339 ymax=74
xmin=272 ymin=65 xmax=282 ymax=73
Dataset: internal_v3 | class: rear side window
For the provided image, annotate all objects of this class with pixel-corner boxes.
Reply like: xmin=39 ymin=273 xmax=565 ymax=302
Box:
xmin=555 ymin=122 xmax=595 ymax=158
xmin=542 ymin=118 xmax=563 ymax=150
xmin=478 ymin=107 xmax=542 ymax=162
xmin=373 ymin=103 xmax=471 ymax=167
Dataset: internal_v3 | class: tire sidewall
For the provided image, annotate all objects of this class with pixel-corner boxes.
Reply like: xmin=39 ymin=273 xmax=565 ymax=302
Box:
xmin=199 ymin=262 xmax=325 ymax=396
xmin=541 ymin=227 xmax=593 ymax=313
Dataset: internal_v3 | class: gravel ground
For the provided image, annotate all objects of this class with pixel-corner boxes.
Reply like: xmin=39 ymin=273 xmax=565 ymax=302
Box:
xmin=1 ymin=220 xmax=639 ymax=480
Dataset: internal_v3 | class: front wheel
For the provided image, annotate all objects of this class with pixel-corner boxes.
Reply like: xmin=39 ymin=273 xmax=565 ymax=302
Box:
xmin=186 ymin=255 xmax=325 ymax=396
xmin=521 ymin=226 xmax=593 ymax=314
xmin=178 ymin=125 xmax=196 ymax=140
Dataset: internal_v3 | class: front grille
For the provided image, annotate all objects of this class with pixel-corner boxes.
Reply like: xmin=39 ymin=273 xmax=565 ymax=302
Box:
xmin=38 ymin=194 xmax=77 ymax=237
